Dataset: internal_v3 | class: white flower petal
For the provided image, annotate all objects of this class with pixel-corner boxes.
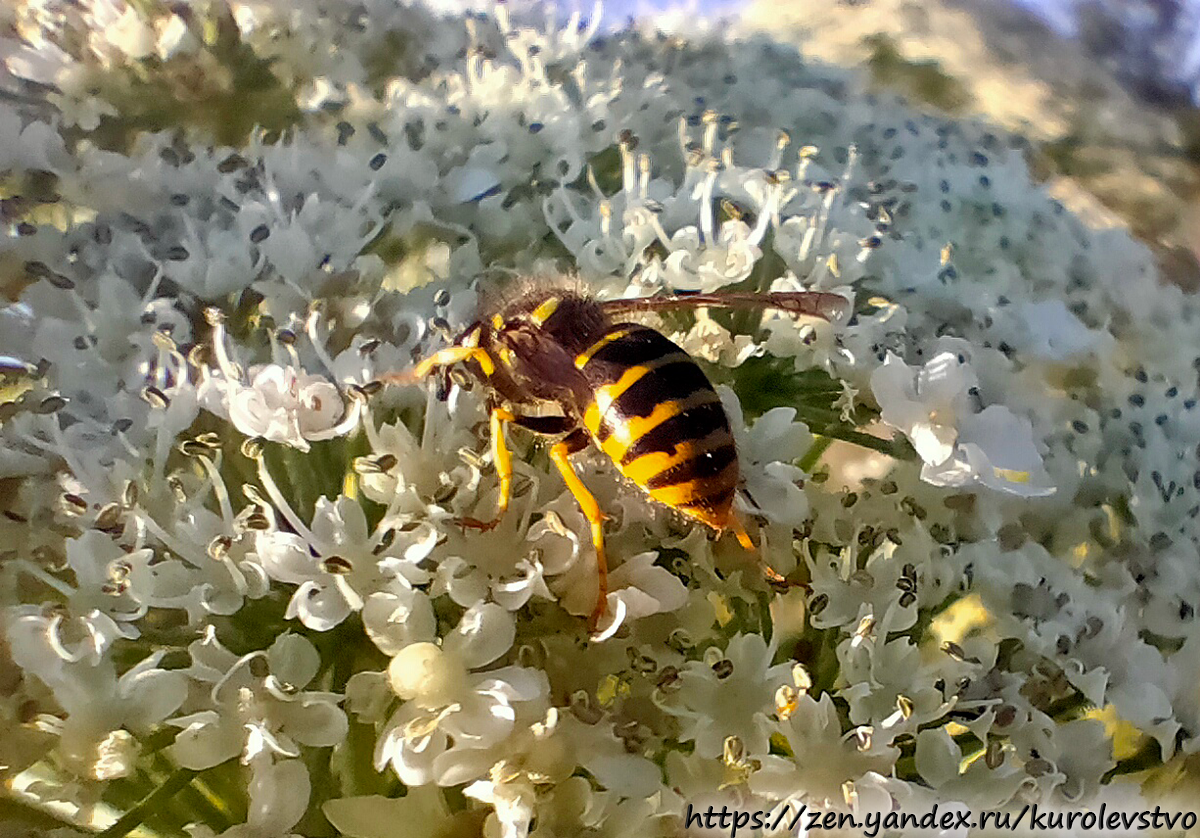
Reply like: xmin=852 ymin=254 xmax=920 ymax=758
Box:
xmin=267 ymin=634 xmax=320 ymax=688
xmin=444 ymin=602 xmax=515 ymax=670
xmin=246 ymin=757 xmax=310 ymax=834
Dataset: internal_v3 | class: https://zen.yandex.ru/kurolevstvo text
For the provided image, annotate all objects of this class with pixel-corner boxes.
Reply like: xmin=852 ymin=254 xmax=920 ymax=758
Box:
xmin=683 ymin=801 xmax=1198 ymax=836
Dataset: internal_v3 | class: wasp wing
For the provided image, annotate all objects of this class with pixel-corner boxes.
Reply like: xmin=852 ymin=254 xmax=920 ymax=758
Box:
xmin=597 ymin=290 xmax=848 ymax=320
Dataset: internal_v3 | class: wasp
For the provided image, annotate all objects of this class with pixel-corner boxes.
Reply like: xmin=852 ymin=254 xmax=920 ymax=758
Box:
xmin=395 ymin=282 xmax=846 ymax=631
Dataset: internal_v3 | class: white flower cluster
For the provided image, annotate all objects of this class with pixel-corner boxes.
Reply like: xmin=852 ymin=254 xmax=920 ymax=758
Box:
xmin=2 ymin=1 xmax=1198 ymax=836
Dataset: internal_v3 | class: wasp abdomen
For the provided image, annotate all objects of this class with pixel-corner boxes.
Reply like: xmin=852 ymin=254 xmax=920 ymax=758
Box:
xmin=575 ymin=324 xmax=739 ymax=528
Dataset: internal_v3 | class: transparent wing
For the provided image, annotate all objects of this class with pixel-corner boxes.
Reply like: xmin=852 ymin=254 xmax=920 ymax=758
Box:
xmin=597 ymin=290 xmax=848 ymax=320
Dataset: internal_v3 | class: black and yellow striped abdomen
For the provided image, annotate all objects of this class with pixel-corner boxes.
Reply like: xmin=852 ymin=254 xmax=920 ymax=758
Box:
xmin=575 ymin=324 xmax=739 ymax=528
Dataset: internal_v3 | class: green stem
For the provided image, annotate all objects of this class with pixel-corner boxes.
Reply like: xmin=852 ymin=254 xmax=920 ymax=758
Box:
xmin=798 ymin=436 xmax=834 ymax=472
xmin=804 ymin=424 xmax=911 ymax=459
xmin=97 ymin=767 xmax=200 ymax=838
xmin=810 ymin=627 xmax=843 ymax=695
xmin=149 ymin=748 xmax=231 ymax=833
xmin=189 ymin=773 xmax=239 ymax=831
xmin=198 ymin=760 xmax=249 ymax=826
xmin=757 ymin=590 xmax=774 ymax=644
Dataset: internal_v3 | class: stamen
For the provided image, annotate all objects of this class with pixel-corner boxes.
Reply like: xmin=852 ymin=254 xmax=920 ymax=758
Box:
xmin=195 ymin=454 xmax=235 ymax=525
xmin=698 ymin=161 xmax=718 ymax=245
xmin=619 ymin=136 xmax=636 ymax=196
xmin=206 ymin=308 xmax=242 ymax=381
xmin=769 ymin=130 xmax=790 ymax=171
xmin=748 ymin=181 xmax=780 ymax=246
xmin=701 ymin=110 xmax=718 ymax=157
xmin=305 ymin=309 xmax=340 ymax=379
xmin=586 ymin=165 xmax=604 ymax=201
xmin=253 ymin=452 xmax=320 ymax=548
xmin=135 ymin=509 xmax=208 ymax=569
xmin=637 ymin=153 xmax=651 ymax=200
xmin=46 ymin=614 xmax=89 ymax=663
xmin=210 ymin=649 xmax=269 ymax=705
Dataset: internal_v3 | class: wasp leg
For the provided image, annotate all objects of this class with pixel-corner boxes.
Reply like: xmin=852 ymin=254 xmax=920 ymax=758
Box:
xmin=548 ymin=432 xmax=609 ymax=632
xmin=458 ymin=411 xmax=579 ymax=532
xmin=727 ymin=513 xmax=756 ymax=552
xmin=376 ymin=345 xmax=498 ymax=386
xmin=457 ymin=406 xmax=516 ymax=532
xmin=413 ymin=346 xmax=496 ymax=379
xmin=727 ymin=513 xmax=795 ymax=587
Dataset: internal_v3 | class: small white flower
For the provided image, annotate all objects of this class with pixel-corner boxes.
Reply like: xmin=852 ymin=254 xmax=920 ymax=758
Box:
xmin=464 ymin=774 xmax=536 ymax=838
xmin=871 ymin=351 xmax=1053 ymax=496
xmin=170 ymin=224 xmax=262 ymax=297
xmin=376 ymin=604 xmax=549 ymax=787
xmin=920 ymin=405 xmax=1055 ymax=496
xmin=157 ymin=506 xmax=272 ymax=621
xmin=839 ymin=636 xmax=955 ymax=734
xmin=254 ymin=495 xmax=435 ymax=631
xmin=661 ymin=633 xmax=792 ymax=759
xmin=431 ymin=493 xmax=557 ymax=614
xmin=386 ymin=604 xmax=513 ymax=710
xmin=871 ymin=351 xmax=978 ymax=469
xmin=5 ymin=531 xmax=151 ymax=664
xmin=186 ymin=756 xmax=311 ymax=838
xmin=750 ymin=693 xmax=897 ymax=806
xmin=673 ymin=310 xmax=759 ymax=367
xmin=721 ymin=388 xmax=813 ymax=528
xmin=202 ymin=364 xmax=360 ymax=452
xmin=1 ymin=638 xmax=186 ymax=780
xmin=168 ymin=631 xmax=347 ymax=770
xmin=590 ymin=551 xmax=689 ymax=641
xmin=356 ymin=415 xmax=480 ymax=520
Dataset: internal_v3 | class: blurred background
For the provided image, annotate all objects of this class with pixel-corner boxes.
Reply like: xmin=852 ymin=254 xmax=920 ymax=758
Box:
xmin=580 ymin=0 xmax=1200 ymax=292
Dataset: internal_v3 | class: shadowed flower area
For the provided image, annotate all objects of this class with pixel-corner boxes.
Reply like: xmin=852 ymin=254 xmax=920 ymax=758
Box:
xmin=1 ymin=1 xmax=1200 ymax=836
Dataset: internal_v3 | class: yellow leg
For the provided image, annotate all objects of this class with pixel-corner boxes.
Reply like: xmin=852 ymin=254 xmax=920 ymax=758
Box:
xmin=728 ymin=513 xmax=756 ymax=552
xmin=412 ymin=346 xmax=496 ymax=379
xmin=458 ymin=407 xmax=515 ymax=532
xmin=373 ymin=345 xmax=497 ymax=386
xmin=491 ymin=408 xmax=514 ymax=519
xmin=728 ymin=513 xmax=790 ymax=586
xmin=549 ymin=441 xmax=608 ymax=631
